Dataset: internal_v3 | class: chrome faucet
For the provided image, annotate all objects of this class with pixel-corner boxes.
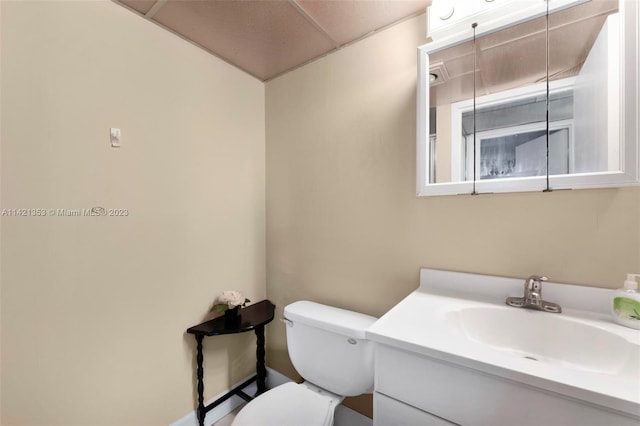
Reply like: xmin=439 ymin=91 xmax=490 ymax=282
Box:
xmin=506 ymin=275 xmax=562 ymax=313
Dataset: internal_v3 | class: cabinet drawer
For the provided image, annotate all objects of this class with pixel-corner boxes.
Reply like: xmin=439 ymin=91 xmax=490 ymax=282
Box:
xmin=375 ymin=344 xmax=639 ymax=426
xmin=374 ymin=392 xmax=457 ymax=426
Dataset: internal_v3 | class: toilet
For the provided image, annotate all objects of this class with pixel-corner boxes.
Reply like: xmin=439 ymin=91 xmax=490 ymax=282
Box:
xmin=232 ymin=300 xmax=377 ymax=426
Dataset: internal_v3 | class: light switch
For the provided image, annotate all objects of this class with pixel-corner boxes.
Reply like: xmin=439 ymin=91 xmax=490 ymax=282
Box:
xmin=110 ymin=128 xmax=121 ymax=148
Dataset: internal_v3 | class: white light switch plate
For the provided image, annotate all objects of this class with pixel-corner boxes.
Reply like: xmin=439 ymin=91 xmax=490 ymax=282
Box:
xmin=110 ymin=128 xmax=121 ymax=147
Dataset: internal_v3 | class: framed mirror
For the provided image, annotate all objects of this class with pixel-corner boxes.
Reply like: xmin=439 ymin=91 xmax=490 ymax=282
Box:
xmin=416 ymin=0 xmax=639 ymax=196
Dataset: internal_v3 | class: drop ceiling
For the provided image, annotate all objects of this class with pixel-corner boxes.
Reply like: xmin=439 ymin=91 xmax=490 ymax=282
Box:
xmin=115 ymin=0 xmax=431 ymax=81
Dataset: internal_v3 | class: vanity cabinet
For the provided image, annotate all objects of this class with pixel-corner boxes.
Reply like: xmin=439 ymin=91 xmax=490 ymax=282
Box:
xmin=373 ymin=344 xmax=639 ymax=426
xmin=374 ymin=392 xmax=456 ymax=426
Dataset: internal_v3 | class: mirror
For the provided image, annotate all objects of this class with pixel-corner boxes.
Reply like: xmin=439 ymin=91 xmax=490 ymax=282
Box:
xmin=416 ymin=0 xmax=639 ymax=196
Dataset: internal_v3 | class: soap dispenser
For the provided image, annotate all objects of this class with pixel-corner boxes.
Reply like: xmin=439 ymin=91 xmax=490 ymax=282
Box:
xmin=612 ymin=274 xmax=640 ymax=330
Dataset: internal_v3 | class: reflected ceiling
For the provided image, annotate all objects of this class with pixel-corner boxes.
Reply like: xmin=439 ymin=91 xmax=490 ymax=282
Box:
xmin=115 ymin=0 xmax=431 ymax=81
xmin=428 ymin=0 xmax=619 ymax=106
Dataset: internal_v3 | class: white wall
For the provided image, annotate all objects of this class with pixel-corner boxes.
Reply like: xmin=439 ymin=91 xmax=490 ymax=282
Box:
xmin=574 ymin=14 xmax=620 ymax=172
xmin=1 ymin=1 xmax=265 ymax=424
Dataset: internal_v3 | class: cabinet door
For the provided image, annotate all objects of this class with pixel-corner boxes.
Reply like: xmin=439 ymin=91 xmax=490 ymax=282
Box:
xmin=374 ymin=392 xmax=457 ymax=426
xmin=375 ymin=344 xmax=640 ymax=426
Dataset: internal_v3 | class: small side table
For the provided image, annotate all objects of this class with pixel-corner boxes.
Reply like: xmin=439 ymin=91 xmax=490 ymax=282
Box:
xmin=187 ymin=300 xmax=275 ymax=426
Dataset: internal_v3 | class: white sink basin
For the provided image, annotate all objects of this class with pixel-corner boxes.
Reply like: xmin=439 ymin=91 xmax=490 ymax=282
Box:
xmin=366 ymin=269 xmax=640 ymax=417
xmin=450 ymin=306 xmax=639 ymax=376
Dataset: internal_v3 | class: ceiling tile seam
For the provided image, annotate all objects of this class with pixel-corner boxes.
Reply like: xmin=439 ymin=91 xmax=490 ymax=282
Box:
xmin=548 ymin=10 xmax=613 ymax=30
xmin=288 ymin=0 xmax=340 ymax=49
xmin=335 ymin=9 xmax=427 ymax=53
xmin=483 ymin=10 xmax=614 ymax=51
xmin=481 ymin=19 xmax=604 ymax=52
xmin=265 ymin=10 xmax=428 ymax=83
xmin=145 ymin=0 xmax=167 ymax=19
xmin=111 ymin=0 xmax=264 ymax=81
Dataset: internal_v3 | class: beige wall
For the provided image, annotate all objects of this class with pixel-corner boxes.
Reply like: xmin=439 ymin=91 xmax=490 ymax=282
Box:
xmin=1 ymin=1 xmax=265 ymax=425
xmin=2 ymin=2 xmax=640 ymax=424
xmin=266 ymin=13 xmax=640 ymax=416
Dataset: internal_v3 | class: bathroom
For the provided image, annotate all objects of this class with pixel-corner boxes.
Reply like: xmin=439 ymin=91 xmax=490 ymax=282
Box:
xmin=1 ymin=0 xmax=638 ymax=425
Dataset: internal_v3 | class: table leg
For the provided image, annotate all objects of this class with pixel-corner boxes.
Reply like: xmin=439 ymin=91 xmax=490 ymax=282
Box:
xmin=196 ymin=335 xmax=205 ymax=426
xmin=255 ymin=325 xmax=267 ymax=394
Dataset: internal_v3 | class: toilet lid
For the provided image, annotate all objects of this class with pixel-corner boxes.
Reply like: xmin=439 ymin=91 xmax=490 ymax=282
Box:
xmin=232 ymin=382 xmax=335 ymax=426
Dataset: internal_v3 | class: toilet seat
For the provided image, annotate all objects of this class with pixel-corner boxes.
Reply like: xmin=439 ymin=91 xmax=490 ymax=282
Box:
xmin=231 ymin=382 xmax=340 ymax=426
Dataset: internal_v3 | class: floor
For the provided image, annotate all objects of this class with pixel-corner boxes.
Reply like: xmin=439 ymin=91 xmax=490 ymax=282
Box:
xmin=214 ymin=403 xmax=373 ymax=426
xmin=212 ymin=405 xmax=242 ymax=426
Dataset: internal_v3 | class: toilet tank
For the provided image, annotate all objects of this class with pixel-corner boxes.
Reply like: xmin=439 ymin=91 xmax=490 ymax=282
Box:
xmin=283 ymin=301 xmax=377 ymax=396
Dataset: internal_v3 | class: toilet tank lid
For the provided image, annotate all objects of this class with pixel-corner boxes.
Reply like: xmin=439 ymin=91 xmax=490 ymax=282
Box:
xmin=284 ymin=301 xmax=377 ymax=339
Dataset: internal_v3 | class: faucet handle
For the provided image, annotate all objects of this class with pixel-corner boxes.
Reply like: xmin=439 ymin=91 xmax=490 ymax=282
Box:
xmin=525 ymin=275 xmax=548 ymax=290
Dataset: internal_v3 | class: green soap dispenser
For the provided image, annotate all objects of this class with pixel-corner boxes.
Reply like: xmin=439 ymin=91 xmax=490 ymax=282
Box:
xmin=612 ymin=274 xmax=640 ymax=330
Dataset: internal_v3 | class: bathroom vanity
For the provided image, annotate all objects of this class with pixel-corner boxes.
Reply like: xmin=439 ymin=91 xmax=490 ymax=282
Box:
xmin=366 ymin=269 xmax=640 ymax=426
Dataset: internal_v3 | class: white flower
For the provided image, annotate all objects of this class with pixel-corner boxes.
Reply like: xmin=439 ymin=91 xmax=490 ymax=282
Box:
xmin=219 ymin=290 xmax=246 ymax=308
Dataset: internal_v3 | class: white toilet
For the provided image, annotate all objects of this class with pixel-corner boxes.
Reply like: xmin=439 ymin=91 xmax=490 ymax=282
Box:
xmin=232 ymin=300 xmax=377 ymax=426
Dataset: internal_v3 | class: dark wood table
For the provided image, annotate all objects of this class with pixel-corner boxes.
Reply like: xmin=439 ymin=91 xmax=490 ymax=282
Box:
xmin=187 ymin=299 xmax=275 ymax=426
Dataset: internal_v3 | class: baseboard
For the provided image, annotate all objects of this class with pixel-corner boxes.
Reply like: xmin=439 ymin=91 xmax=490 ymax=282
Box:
xmin=171 ymin=368 xmax=292 ymax=426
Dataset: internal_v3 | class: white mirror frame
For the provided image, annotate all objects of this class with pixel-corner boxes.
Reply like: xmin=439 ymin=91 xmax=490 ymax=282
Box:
xmin=416 ymin=0 xmax=639 ymax=196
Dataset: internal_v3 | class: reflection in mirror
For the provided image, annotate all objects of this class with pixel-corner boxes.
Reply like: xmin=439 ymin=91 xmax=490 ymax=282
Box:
xmin=456 ymin=80 xmax=573 ymax=181
xmin=427 ymin=6 xmax=547 ymax=184
xmin=417 ymin=0 xmax=638 ymax=196
xmin=427 ymin=40 xmax=475 ymax=184
xmin=549 ymin=0 xmax=619 ymax=175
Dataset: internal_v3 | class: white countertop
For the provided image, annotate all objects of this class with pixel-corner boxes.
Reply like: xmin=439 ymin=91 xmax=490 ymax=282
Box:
xmin=366 ymin=269 xmax=640 ymax=418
